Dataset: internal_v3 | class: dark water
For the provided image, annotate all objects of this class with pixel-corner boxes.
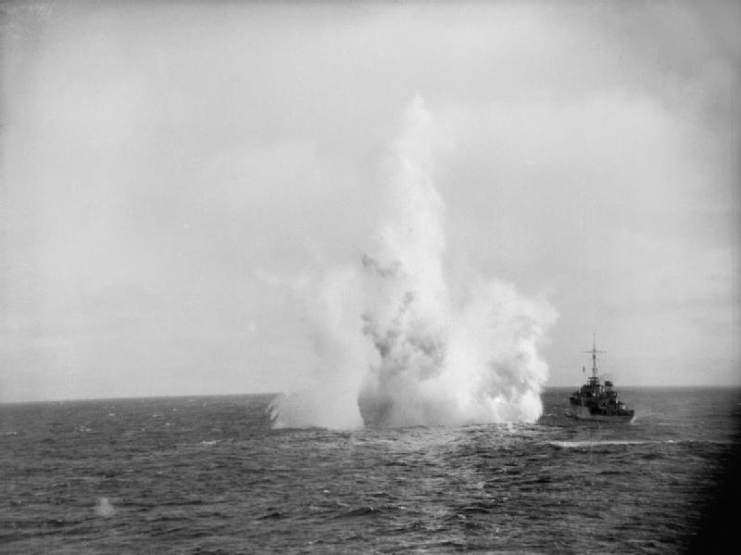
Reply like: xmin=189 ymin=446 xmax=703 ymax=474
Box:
xmin=1 ymin=388 xmax=739 ymax=554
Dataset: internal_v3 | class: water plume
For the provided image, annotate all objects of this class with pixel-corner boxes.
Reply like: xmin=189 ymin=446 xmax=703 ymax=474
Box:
xmin=269 ymin=96 xmax=556 ymax=429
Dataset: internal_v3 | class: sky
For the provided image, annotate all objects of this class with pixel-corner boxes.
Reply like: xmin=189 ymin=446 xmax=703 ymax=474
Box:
xmin=1 ymin=0 xmax=740 ymax=403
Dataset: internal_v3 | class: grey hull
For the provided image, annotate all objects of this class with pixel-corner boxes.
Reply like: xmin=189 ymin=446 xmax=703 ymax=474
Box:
xmin=571 ymin=405 xmax=635 ymax=423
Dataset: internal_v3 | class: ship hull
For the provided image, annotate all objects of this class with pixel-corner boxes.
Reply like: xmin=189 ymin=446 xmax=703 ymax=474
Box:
xmin=570 ymin=405 xmax=635 ymax=423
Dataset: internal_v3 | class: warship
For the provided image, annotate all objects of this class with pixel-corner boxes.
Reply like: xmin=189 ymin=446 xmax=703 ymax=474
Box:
xmin=568 ymin=338 xmax=635 ymax=423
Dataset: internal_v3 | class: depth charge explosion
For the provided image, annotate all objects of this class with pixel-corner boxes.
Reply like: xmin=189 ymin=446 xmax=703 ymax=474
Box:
xmin=270 ymin=96 xmax=557 ymax=429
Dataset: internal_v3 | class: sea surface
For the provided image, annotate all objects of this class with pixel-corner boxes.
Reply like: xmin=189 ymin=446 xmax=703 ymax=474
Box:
xmin=1 ymin=387 xmax=739 ymax=554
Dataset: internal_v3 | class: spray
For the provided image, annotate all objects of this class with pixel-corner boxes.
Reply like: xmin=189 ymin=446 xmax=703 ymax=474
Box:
xmin=270 ymin=96 xmax=556 ymax=429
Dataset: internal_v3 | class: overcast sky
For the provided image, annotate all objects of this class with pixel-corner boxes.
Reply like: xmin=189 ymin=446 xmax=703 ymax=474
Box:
xmin=2 ymin=1 xmax=740 ymax=403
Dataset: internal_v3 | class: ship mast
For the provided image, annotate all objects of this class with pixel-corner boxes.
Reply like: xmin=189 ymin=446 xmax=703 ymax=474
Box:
xmin=584 ymin=333 xmax=605 ymax=382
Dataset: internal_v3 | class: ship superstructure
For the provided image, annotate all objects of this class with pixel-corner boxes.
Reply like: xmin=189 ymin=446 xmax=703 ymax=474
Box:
xmin=568 ymin=338 xmax=635 ymax=423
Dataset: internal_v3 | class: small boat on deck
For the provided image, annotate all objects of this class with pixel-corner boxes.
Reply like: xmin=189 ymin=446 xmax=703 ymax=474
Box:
xmin=568 ymin=338 xmax=635 ymax=423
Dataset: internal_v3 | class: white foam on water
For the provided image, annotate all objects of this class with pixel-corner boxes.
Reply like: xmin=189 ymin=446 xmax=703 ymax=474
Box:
xmin=550 ymin=440 xmax=656 ymax=448
xmin=94 ymin=497 xmax=115 ymax=518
